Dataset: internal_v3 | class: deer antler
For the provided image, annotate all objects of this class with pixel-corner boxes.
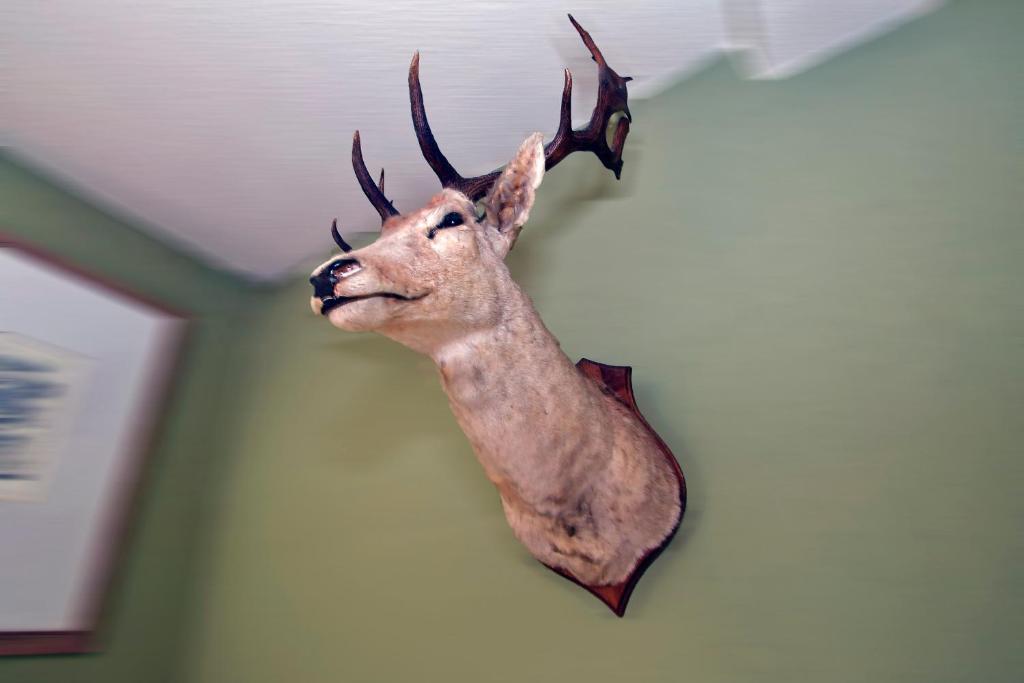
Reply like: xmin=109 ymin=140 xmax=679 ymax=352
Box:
xmin=347 ymin=14 xmax=631 ymax=226
xmin=351 ymin=130 xmax=400 ymax=221
xmin=330 ymin=219 xmax=353 ymax=253
xmin=408 ymin=13 xmax=633 ymax=202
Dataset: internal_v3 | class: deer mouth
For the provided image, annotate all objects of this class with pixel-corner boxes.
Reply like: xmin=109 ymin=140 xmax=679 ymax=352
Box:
xmin=319 ymin=292 xmax=426 ymax=315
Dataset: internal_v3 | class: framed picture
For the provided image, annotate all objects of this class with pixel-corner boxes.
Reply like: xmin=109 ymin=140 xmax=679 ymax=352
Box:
xmin=0 ymin=235 xmax=187 ymax=655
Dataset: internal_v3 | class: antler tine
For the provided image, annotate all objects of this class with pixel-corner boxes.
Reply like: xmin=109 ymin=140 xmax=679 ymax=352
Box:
xmin=568 ymin=13 xmax=633 ymax=85
xmin=409 ymin=52 xmax=465 ymax=189
xmin=331 ymin=218 xmax=353 ymax=253
xmin=567 ymin=13 xmax=606 ymax=67
xmin=352 ymin=130 xmax=399 ymax=222
xmin=543 ymin=68 xmax=575 ymax=168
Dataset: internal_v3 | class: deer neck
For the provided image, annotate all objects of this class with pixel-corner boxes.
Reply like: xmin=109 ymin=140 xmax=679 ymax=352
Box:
xmin=423 ymin=280 xmax=601 ymax=496
xmin=431 ymin=284 xmax=576 ymax=397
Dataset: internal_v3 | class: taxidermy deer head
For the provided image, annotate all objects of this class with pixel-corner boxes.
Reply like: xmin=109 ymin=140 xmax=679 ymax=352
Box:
xmin=309 ymin=15 xmax=685 ymax=616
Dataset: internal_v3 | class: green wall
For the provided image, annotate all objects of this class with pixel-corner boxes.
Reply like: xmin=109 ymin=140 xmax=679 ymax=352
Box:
xmin=1 ymin=1 xmax=1021 ymax=681
xmin=180 ymin=2 xmax=1023 ymax=682
xmin=0 ymin=157 xmax=259 ymax=682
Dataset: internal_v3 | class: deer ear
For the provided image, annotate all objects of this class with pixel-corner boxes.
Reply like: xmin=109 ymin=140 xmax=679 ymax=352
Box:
xmin=482 ymin=133 xmax=545 ymax=253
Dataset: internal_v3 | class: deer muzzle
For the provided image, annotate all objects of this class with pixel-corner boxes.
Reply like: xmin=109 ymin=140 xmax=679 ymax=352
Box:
xmin=310 ymin=258 xmax=363 ymax=312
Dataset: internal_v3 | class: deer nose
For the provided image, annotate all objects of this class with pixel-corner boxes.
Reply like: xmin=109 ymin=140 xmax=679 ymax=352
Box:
xmin=310 ymin=258 xmax=362 ymax=298
xmin=309 ymin=270 xmax=336 ymax=299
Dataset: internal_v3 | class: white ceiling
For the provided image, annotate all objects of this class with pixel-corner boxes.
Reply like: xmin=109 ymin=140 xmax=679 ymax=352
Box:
xmin=3 ymin=0 xmax=940 ymax=281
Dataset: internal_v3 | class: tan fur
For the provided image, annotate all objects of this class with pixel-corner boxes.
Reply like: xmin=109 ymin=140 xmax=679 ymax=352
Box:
xmin=312 ymin=134 xmax=680 ymax=585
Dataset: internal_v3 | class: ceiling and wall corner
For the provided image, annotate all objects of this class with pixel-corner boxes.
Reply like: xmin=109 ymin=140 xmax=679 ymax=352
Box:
xmin=3 ymin=1 xmax=943 ymax=282
xmin=722 ymin=0 xmax=942 ymax=78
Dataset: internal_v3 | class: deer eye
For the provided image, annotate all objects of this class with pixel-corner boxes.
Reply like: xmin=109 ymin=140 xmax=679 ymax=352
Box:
xmin=427 ymin=212 xmax=464 ymax=239
xmin=439 ymin=212 xmax=463 ymax=228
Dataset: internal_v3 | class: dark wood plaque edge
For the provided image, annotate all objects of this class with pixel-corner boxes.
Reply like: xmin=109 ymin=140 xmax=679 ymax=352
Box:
xmin=540 ymin=358 xmax=687 ymax=617
xmin=0 ymin=233 xmax=190 ymax=656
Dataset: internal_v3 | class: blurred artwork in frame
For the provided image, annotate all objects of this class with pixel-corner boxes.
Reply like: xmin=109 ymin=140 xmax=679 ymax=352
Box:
xmin=0 ymin=236 xmax=186 ymax=655
xmin=0 ymin=332 xmax=92 ymax=502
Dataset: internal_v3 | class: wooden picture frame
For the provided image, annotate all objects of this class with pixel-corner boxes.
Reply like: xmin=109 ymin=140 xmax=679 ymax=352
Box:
xmin=0 ymin=235 xmax=187 ymax=655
